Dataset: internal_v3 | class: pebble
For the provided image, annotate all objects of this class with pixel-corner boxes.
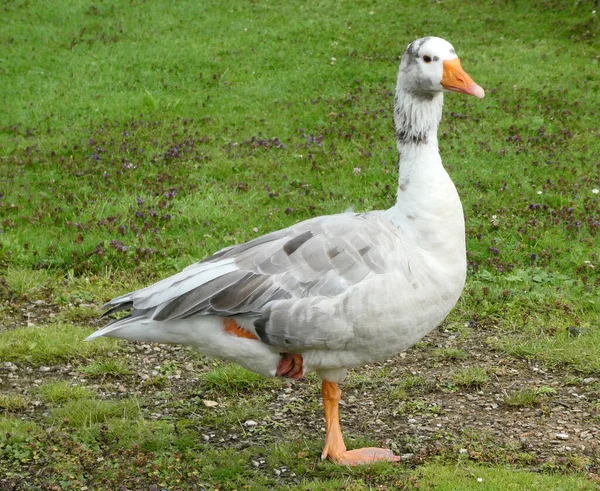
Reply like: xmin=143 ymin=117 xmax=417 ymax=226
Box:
xmin=408 ymin=418 xmax=417 ymax=424
xmin=582 ymin=377 xmax=595 ymax=385
xmin=556 ymin=433 xmax=569 ymax=440
xmin=39 ymin=366 xmax=51 ymax=373
xmin=243 ymin=420 xmax=258 ymax=427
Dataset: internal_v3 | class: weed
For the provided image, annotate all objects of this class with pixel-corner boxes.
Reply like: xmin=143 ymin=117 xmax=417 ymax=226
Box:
xmin=200 ymin=361 xmax=282 ymax=396
xmin=37 ymin=381 xmax=95 ymax=404
xmin=504 ymin=386 xmax=557 ymax=408
xmin=0 ymin=324 xmax=118 ymax=365
xmin=0 ymin=393 xmax=29 ymax=412
xmin=51 ymin=398 xmax=140 ymax=427
xmin=81 ymin=359 xmax=131 ymax=377
xmin=451 ymin=367 xmax=490 ymax=389
xmin=434 ymin=348 xmax=468 ymax=361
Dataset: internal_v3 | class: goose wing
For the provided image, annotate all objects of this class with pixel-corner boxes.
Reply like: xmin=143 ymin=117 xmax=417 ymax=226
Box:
xmin=101 ymin=212 xmax=400 ymax=328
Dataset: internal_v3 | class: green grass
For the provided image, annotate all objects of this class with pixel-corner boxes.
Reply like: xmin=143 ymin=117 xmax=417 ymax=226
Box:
xmin=451 ymin=367 xmax=491 ymax=389
xmin=0 ymin=393 xmax=29 ymax=412
xmin=1 ymin=0 xmax=599 ymax=488
xmin=200 ymin=361 xmax=283 ymax=396
xmin=81 ymin=358 xmax=132 ymax=377
xmin=434 ymin=347 xmax=468 ymax=361
xmin=51 ymin=397 xmax=140 ymax=427
xmin=504 ymin=386 xmax=557 ymax=408
xmin=0 ymin=417 xmax=42 ymax=442
xmin=37 ymin=381 xmax=96 ymax=404
xmin=0 ymin=323 xmax=118 ymax=365
xmin=411 ymin=463 xmax=597 ymax=490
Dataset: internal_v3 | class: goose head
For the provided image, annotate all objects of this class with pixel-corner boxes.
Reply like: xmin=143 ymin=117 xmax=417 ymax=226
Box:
xmin=398 ymin=36 xmax=484 ymax=100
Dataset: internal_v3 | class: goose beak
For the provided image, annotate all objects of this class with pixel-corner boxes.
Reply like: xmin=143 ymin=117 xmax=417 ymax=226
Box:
xmin=441 ymin=58 xmax=485 ymax=99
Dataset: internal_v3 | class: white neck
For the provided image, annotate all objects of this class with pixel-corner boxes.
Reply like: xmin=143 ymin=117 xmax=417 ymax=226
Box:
xmin=385 ymin=88 xmax=466 ymax=276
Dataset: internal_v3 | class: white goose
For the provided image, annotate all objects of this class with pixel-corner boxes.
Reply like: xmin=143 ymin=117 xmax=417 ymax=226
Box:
xmin=88 ymin=36 xmax=484 ymax=465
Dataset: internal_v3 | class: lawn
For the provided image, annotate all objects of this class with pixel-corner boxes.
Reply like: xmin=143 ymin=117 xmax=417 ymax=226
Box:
xmin=1 ymin=0 xmax=599 ymax=489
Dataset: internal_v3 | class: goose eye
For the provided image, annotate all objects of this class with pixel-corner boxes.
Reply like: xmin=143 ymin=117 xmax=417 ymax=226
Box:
xmin=422 ymin=55 xmax=432 ymax=63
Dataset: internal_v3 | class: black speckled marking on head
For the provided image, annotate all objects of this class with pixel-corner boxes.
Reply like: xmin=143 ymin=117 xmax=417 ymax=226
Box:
xmin=449 ymin=48 xmax=455 ymax=55
xmin=282 ymin=230 xmax=313 ymax=256
xmin=433 ymin=56 xmax=439 ymax=62
xmin=404 ymin=37 xmax=431 ymax=64
xmin=415 ymin=37 xmax=431 ymax=51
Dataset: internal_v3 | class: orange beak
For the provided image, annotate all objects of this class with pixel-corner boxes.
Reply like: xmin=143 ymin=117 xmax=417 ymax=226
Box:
xmin=441 ymin=58 xmax=485 ymax=99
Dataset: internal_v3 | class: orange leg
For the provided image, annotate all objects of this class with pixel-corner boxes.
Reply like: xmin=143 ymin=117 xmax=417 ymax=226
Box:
xmin=321 ymin=381 xmax=400 ymax=466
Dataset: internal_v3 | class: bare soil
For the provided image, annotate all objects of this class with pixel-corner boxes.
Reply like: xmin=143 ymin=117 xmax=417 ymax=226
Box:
xmin=2 ymin=301 xmax=600 ymax=478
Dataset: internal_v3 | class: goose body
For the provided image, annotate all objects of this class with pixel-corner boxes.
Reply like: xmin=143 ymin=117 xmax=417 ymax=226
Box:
xmin=88 ymin=36 xmax=484 ymax=465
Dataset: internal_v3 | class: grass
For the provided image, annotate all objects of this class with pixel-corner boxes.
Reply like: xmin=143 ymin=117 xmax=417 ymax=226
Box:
xmin=434 ymin=347 xmax=468 ymax=361
xmin=504 ymin=386 xmax=557 ymax=408
xmin=412 ymin=463 xmax=597 ymax=490
xmin=80 ymin=358 xmax=132 ymax=377
xmin=37 ymin=381 xmax=96 ymax=404
xmin=200 ymin=361 xmax=283 ymax=396
xmin=451 ymin=367 xmax=491 ymax=389
xmin=50 ymin=397 xmax=140 ymax=427
xmin=0 ymin=393 xmax=29 ymax=412
xmin=0 ymin=323 xmax=118 ymax=365
xmin=0 ymin=0 xmax=599 ymax=488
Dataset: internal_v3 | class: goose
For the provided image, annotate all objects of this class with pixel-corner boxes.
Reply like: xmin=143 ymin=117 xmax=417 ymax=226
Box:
xmin=87 ymin=36 xmax=484 ymax=466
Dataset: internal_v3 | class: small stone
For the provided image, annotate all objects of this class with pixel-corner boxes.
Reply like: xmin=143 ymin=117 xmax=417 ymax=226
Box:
xmin=184 ymin=363 xmax=194 ymax=371
xmin=401 ymin=453 xmax=414 ymax=460
xmin=252 ymin=460 xmax=259 ymax=467
xmin=202 ymin=434 xmax=210 ymax=441
xmin=556 ymin=433 xmax=569 ymax=440
xmin=202 ymin=400 xmax=219 ymax=407
xmin=274 ymin=469 xmax=281 ymax=476
xmin=243 ymin=420 xmax=258 ymax=427
xmin=582 ymin=377 xmax=595 ymax=385
xmin=39 ymin=366 xmax=51 ymax=373
xmin=408 ymin=418 xmax=417 ymax=424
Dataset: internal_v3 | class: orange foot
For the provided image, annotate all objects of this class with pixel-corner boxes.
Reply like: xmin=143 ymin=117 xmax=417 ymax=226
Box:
xmin=320 ymin=380 xmax=399 ymax=466
xmin=323 ymin=447 xmax=400 ymax=466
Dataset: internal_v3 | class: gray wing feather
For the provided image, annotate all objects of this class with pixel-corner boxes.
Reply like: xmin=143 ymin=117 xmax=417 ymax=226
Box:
xmin=103 ymin=211 xmax=403 ymax=346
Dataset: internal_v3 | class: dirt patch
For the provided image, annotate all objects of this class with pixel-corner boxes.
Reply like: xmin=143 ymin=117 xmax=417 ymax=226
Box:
xmin=2 ymin=304 xmax=599 ymax=477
